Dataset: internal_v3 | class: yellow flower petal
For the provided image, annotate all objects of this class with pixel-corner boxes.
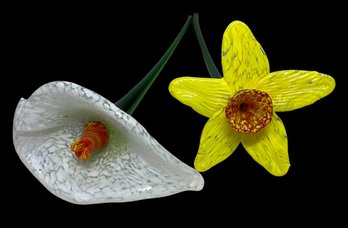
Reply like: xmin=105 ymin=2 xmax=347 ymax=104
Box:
xmin=221 ymin=20 xmax=270 ymax=91
xmin=257 ymin=70 xmax=336 ymax=111
xmin=169 ymin=77 xmax=232 ymax=118
xmin=241 ymin=113 xmax=289 ymax=176
xmin=195 ymin=109 xmax=241 ymax=172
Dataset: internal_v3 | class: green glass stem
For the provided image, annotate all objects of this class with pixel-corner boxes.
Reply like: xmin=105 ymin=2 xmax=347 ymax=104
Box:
xmin=192 ymin=13 xmax=222 ymax=78
xmin=116 ymin=15 xmax=192 ymax=114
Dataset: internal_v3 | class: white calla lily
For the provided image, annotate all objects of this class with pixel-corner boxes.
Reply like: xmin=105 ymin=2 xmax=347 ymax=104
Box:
xmin=13 ymin=81 xmax=204 ymax=204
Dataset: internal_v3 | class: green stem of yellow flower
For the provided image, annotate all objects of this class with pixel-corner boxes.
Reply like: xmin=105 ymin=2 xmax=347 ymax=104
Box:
xmin=116 ymin=15 xmax=192 ymax=115
xmin=192 ymin=13 xmax=222 ymax=78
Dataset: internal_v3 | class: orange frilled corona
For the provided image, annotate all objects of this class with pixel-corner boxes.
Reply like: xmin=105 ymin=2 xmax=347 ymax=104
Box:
xmin=225 ymin=89 xmax=273 ymax=134
xmin=70 ymin=121 xmax=109 ymax=160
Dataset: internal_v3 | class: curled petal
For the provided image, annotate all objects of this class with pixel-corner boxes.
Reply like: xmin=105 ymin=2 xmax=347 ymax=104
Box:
xmin=13 ymin=81 xmax=204 ymax=204
xmin=257 ymin=70 xmax=336 ymax=111
xmin=222 ymin=20 xmax=270 ymax=91
xmin=241 ymin=113 xmax=290 ymax=176
xmin=169 ymin=77 xmax=232 ymax=118
xmin=195 ymin=109 xmax=241 ymax=172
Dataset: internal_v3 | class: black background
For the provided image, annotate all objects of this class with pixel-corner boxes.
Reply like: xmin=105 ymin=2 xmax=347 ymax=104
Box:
xmin=4 ymin=2 xmax=345 ymax=225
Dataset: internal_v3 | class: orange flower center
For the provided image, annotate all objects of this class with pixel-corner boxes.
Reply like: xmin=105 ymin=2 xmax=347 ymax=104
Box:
xmin=70 ymin=121 xmax=109 ymax=160
xmin=225 ymin=89 xmax=273 ymax=134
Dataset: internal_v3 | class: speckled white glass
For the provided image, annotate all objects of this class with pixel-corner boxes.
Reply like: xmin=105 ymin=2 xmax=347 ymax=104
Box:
xmin=13 ymin=81 xmax=204 ymax=204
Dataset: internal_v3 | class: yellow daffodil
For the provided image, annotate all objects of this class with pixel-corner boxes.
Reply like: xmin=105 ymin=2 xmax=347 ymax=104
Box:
xmin=169 ymin=20 xmax=335 ymax=176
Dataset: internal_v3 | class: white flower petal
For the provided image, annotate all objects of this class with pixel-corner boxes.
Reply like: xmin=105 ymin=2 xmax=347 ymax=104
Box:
xmin=13 ymin=81 xmax=203 ymax=204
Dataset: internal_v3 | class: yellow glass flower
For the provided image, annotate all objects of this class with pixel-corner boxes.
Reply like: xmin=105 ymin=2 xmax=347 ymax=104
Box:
xmin=169 ymin=20 xmax=335 ymax=176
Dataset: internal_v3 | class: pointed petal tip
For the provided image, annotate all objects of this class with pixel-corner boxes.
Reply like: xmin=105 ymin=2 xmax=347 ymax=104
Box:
xmin=194 ymin=157 xmax=215 ymax=173
xmin=326 ymin=73 xmax=336 ymax=92
xmin=189 ymin=169 xmax=205 ymax=191
xmin=168 ymin=77 xmax=180 ymax=96
xmin=229 ymin=20 xmax=247 ymax=27
xmin=193 ymin=150 xmax=215 ymax=173
xmin=270 ymin=162 xmax=291 ymax=177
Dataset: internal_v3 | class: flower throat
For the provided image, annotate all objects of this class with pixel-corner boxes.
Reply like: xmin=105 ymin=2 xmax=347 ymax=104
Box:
xmin=225 ymin=89 xmax=273 ymax=134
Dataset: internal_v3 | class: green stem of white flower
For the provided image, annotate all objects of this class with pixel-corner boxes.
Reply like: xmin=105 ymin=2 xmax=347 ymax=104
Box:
xmin=116 ymin=15 xmax=192 ymax=115
xmin=192 ymin=13 xmax=222 ymax=78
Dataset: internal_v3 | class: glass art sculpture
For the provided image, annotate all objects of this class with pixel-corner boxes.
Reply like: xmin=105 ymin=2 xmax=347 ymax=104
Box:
xmin=13 ymin=16 xmax=204 ymax=204
xmin=169 ymin=17 xmax=335 ymax=176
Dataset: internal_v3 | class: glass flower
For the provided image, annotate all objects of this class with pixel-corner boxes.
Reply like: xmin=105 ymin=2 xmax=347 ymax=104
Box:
xmin=13 ymin=81 xmax=204 ymax=204
xmin=169 ymin=20 xmax=335 ymax=176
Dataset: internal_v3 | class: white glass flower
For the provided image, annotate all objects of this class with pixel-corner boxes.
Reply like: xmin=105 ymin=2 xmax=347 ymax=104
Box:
xmin=13 ymin=81 xmax=204 ymax=204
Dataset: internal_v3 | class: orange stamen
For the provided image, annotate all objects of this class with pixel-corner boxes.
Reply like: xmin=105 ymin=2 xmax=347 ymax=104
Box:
xmin=70 ymin=121 xmax=109 ymax=160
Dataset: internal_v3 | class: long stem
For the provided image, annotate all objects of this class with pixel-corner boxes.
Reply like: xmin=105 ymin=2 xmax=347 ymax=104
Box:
xmin=116 ymin=15 xmax=192 ymax=114
xmin=192 ymin=13 xmax=222 ymax=78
